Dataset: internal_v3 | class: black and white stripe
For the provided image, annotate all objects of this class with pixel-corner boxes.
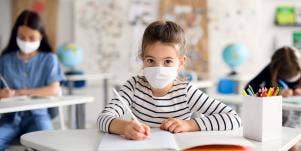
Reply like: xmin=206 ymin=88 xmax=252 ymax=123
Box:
xmin=97 ymin=76 xmax=241 ymax=132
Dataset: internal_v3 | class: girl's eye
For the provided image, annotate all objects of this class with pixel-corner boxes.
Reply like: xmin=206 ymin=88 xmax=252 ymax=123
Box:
xmin=145 ymin=58 xmax=155 ymax=64
xmin=18 ymin=35 xmax=26 ymax=41
xmin=164 ymin=59 xmax=173 ymax=65
xmin=30 ymin=36 xmax=39 ymax=42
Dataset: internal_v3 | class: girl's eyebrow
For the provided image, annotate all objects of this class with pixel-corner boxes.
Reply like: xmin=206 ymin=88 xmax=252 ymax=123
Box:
xmin=144 ymin=55 xmax=155 ymax=58
xmin=164 ymin=57 xmax=175 ymax=59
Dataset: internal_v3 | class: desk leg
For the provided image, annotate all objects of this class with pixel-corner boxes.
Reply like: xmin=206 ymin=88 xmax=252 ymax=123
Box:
xmin=67 ymin=80 xmax=85 ymax=129
xmin=104 ymin=78 xmax=109 ymax=105
xmin=75 ymin=104 xmax=86 ymax=129
xmin=58 ymin=106 xmax=66 ymax=130
xmin=68 ymin=105 xmax=76 ymax=129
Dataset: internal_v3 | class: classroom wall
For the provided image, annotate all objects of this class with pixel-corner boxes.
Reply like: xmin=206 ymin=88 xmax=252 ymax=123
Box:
xmin=0 ymin=0 xmax=300 ymax=128
xmin=0 ymin=0 xmax=11 ymax=50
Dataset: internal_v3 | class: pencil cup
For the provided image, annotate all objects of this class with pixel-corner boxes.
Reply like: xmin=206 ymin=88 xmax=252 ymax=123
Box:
xmin=242 ymin=96 xmax=282 ymax=142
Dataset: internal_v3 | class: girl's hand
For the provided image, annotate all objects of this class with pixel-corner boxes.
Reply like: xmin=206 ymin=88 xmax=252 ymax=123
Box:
xmin=123 ymin=120 xmax=150 ymax=140
xmin=160 ymin=118 xmax=199 ymax=133
xmin=293 ymin=88 xmax=301 ymax=96
xmin=282 ymin=89 xmax=293 ymax=97
xmin=0 ymin=89 xmax=16 ymax=98
xmin=15 ymin=89 xmax=31 ymax=96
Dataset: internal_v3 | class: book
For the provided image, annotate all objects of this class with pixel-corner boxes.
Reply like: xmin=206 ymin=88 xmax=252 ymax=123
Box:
xmin=98 ymin=129 xmax=254 ymax=151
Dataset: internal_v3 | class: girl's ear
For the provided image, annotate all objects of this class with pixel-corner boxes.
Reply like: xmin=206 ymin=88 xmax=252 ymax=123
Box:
xmin=178 ymin=55 xmax=186 ymax=70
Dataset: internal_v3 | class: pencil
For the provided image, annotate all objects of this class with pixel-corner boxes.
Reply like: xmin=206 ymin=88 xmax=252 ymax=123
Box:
xmin=0 ymin=75 xmax=10 ymax=89
xmin=112 ymin=88 xmax=139 ymax=122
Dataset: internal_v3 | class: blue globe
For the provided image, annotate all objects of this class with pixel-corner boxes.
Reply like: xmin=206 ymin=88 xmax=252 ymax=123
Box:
xmin=222 ymin=44 xmax=247 ymax=70
xmin=57 ymin=43 xmax=83 ymax=69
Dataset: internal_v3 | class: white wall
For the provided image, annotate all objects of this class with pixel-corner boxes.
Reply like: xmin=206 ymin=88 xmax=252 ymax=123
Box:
xmin=57 ymin=0 xmax=74 ymax=46
xmin=0 ymin=0 xmax=11 ymax=50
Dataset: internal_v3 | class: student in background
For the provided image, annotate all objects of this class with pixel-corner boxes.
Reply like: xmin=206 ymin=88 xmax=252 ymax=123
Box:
xmin=97 ymin=21 xmax=241 ymax=140
xmin=245 ymin=46 xmax=301 ymax=151
xmin=0 ymin=10 xmax=64 ymax=150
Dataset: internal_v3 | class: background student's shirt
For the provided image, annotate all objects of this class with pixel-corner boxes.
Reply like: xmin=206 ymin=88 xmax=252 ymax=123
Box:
xmin=0 ymin=51 xmax=65 ymax=122
xmin=245 ymin=64 xmax=301 ymax=92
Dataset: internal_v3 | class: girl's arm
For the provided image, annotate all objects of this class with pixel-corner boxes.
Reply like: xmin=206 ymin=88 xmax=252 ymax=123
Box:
xmin=97 ymin=77 xmax=150 ymax=140
xmin=15 ymin=82 xmax=61 ymax=96
xmin=187 ymin=84 xmax=241 ymax=131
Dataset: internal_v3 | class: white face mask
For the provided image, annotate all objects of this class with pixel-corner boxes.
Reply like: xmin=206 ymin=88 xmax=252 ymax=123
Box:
xmin=16 ymin=38 xmax=40 ymax=54
xmin=143 ymin=66 xmax=178 ymax=89
xmin=286 ymin=72 xmax=301 ymax=82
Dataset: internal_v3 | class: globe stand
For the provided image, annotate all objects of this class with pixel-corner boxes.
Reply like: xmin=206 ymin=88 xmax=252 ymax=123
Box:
xmin=64 ymin=69 xmax=86 ymax=89
xmin=228 ymin=70 xmax=238 ymax=76
xmin=217 ymin=68 xmax=240 ymax=94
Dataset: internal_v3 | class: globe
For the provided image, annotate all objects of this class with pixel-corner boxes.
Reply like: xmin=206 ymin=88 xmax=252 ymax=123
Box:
xmin=57 ymin=43 xmax=85 ymax=88
xmin=57 ymin=43 xmax=83 ymax=69
xmin=222 ymin=44 xmax=247 ymax=71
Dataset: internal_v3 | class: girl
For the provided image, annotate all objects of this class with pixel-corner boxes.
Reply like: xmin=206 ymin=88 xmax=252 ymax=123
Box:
xmin=246 ymin=46 xmax=301 ymax=96
xmin=97 ymin=21 xmax=241 ymax=140
xmin=246 ymin=46 xmax=301 ymax=151
xmin=0 ymin=10 xmax=64 ymax=150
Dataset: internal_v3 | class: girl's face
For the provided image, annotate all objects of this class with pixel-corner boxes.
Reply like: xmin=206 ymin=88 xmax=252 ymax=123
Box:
xmin=142 ymin=42 xmax=186 ymax=69
xmin=17 ymin=25 xmax=42 ymax=42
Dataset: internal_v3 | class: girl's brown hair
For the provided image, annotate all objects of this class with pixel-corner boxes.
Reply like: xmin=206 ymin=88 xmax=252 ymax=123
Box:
xmin=270 ymin=46 xmax=301 ymax=86
xmin=140 ymin=21 xmax=186 ymax=58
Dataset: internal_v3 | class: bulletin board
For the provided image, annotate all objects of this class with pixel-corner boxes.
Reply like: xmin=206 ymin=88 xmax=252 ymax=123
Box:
xmin=160 ymin=0 xmax=208 ymax=79
xmin=11 ymin=0 xmax=58 ymax=50
xmin=74 ymin=0 xmax=159 ymax=82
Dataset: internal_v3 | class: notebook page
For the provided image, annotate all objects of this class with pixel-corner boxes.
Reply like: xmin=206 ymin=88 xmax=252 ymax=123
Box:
xmin=98 ymin=130 xmax=178 ymax=151
xmin=0 ymin=95 xmax=55 ymax=102
xmin=0 ymin=96 xmax=29 ymax=102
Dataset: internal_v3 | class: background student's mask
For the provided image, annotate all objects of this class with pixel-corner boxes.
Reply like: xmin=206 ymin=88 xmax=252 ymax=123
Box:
xmin=17 ymin=38 xmax=41 ymax=54
xmin=143 ymin=66 xmax=178 ymax=89
xmin=286 ymin=72 xmax=301 ymax=82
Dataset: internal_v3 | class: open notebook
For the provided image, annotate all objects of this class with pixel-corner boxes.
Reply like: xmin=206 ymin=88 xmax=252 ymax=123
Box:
xmin=0 ymin=95 xmax=55 ymax=102
xmin=98 ymin=129 xmax=254 ymax=151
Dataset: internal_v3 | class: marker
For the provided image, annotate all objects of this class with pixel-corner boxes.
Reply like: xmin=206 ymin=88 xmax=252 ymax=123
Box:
xmin=246 ymin=88 xmax=254 ymax=96
xmin=273 ymin=87 xmax=280 ymax=96
xmin=267 ymin=87 xmax=273 ymax=96
xmin=241 ymin=89 xmax=248 ymax=96
xmin=248 ymin=85 xmax=255 ymax=95
xmin=278 ymin=80 xmax=289 ymax=89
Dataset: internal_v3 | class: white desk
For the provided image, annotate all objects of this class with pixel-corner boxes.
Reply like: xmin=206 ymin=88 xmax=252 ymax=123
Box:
xmin=191 ymin=80 xmax=214 ymax=89
xmin=20 ymin=127 xmax=301 ymax=151
xmin=0 ymin=95 xmax=94 ymax=114
xmin=0 ymin=95 xmax=94 ymax=129
xmin=211 ymin=94 xmax=301 ymax=111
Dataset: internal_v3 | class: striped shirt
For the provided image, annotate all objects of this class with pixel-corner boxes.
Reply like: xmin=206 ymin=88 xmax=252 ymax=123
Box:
xmin=97 ymin=76 xmax=241 ymax=133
